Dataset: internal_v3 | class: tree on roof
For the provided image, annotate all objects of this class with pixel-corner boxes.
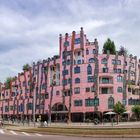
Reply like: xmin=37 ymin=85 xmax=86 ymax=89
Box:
xmin=103 ymin=38 xmax=116 ymax=55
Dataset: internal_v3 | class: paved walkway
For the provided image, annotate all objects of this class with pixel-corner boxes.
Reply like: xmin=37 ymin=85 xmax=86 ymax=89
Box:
xmin=3 ymin=121 xmax=140 ymax=130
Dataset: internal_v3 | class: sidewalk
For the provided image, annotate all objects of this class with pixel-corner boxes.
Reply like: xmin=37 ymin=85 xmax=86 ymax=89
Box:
xmin=4 ymin=121 xmax=140 ymax=129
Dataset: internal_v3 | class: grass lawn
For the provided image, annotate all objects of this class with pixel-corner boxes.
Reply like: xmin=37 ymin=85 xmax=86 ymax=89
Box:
xmin=19 ymin=127 xmax=140 ymax=136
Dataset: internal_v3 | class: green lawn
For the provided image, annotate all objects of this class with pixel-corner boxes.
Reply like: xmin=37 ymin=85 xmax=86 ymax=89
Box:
xmin=20 ymin=127 xmax=140 ymax=136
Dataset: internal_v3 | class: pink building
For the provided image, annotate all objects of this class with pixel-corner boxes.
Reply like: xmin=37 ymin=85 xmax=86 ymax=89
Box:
xmin=0 ymin=28 xmax=140 ymax=122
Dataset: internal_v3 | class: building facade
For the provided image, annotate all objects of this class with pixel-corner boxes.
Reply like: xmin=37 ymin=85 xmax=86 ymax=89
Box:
xmin=0 ymin=28 xmax=140 ymax=122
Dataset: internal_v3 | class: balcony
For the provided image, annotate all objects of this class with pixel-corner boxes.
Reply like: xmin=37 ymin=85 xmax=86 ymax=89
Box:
xmin=99 ymin=87 xmax=113 ymax=94
xmin=99 ymin=77 xmax=113 ymax=87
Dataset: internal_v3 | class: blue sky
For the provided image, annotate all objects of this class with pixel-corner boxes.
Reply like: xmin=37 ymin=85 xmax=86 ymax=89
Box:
xmin=0 ymin=0 xmax=140 ymax=82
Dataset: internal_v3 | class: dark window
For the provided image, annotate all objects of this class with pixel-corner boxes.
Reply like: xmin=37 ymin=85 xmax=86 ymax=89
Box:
xmin=117 ymin=87 xmax=123 ymax=93
xmin=103 ymin=68 xmax=108 ymax=73
xmin=62 ymin=79 xmax=67 ymax=86
xmin=62 ymin=69 xmax=68 ymax=76
xmin=102 ymin=78 xmax=110 ymax=84
xmin=45 ymin=93 xmax=49 ymax=99
xmin=101 ymin=88 xmax=108 ymax=94
xmin=56 ymin=91 xmax=60 ymax=95
xmin=108 ymin=97 xmax=114 ymax=109
xmin=75 ymin=78 xmax=80 ymax=84
xmin=64 ymin=41 xmax=69 ymax=47
xmin=78 ymin=51 xmax=81 ymax=56
xmin=86 ymin=49 xmax=89 ymax=55
xmin=74 ymin=66 xmax=80 ymax=74
xmin=85 ymin=99 xmax=94 ymax=106
xmin=101 ymin=58 xmax=107 ymax=64
xmin=89 ymin=58 xmax=95 ymax=63
xmin=85 ymin=87 xmax=90 ymax=92
xmin=75 ymin=38 xmax=80 ymax=44
xmin=87 ymin=76 xmax=95 ymax=82
xmin=67 ymin=59 xmax=70 ymax=65
xmin=77 ymin=60 xmax=82 ymax=64
xmin=74 ymin=100 xmax=83 ymax=106
xmin=117 ymin=76 xmax=123 ymax=82
xmin=93 ymin=49 xmax=97 ymax=54
xmin=128 ymin=88 xmax=131 ymax=92
xmin=87 ymin=64 xmax=92 ymax=75
xmin=74 ymin=87 xmax=80 ymax=94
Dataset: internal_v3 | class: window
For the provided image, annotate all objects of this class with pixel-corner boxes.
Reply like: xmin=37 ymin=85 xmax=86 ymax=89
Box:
xmin=101 ymin=88 xmax=108 ymax=94
xmin=85 ymin=99 xmax=94 ymax=106
xmin=75 ymin=38 xmax=80 ymax=44
xmin=117 ymin=69 xmax=121 ymax=73
xmin=87 ymin=64 xmax=92 ymax=75
xmin=108 ymin=97 xmax=114 ymax=109
xmin=68 ymin=78 xmax=71 ymax=84
xmin=27 ymin=103 xmax=33 ymax=110
xmin=128 ymin=88 xmax=131 ymax=92
xmin=64 ymin=41 xmax=69 ymax=47
xmin=86 ymin=49 xmax=89 ymax=55
xmin=87 ymin=76 xmax=95 ymax=82
xmin=77 ymin=60 xmax=82 ymax=64
xmin=102 ymin=68 xmax=108 ymax=73
xmin=74 ymin=87 xmax=80 ymax=94
xmin=78 ymin=51 xmax=81 ymax=56
xmin=93 ymin=49 xmax=97 ymax=54
xmin=41 ymin=83 xmax=46 ymax=90
xmin=62 ymin=69 xmax=68 ymax=76
xmin=125 ymin=61 xmax=127 ymax=66
xmin=117 ymin=60 xmax=121 ymax=65
xmin=85 ymin=87 xmax=90 ymax=92
xmin=45 ymin=93 xmax=49 ymax=99
xmin=94 ymin=97 xmax=99 ymax=106
xmin=112 ymin=59 xmax=121 ymax=65
xmin=89 ymin=58 xmax=95 ymax=63
xmin=117 ymin=87 xmax=123 ymax=93
xmin=131 ymin=71 xmax=135 ymax=76
xmin=74 ymin=66 xmax=80 ymax=74
xmin=102 ymin=78 xmax=110 ymax=84
xmin=74 ymin=100 xmax=82 ymax=106
xmin=56 ymin=91 xmax=60 ymax=95
xmin=112 ymin=59 xmax=116 ymax=64
xmin=117 ymin=75 xmax=123 ymax=82
xmin=101 ymin=58 xmax=107 ymax=64
xmin=62 ymin=79 xmax=67 ymax=86
xmin=91 ymin=86 xmax=96 ymax=92
xmin=75 ymin=78 xmax=80 ymax=84
xmin=67 ymin=59 xmax=70 ymax=65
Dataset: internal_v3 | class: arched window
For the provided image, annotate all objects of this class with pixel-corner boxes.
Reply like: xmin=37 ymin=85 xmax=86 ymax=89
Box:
xmin=87 ymin=64 xmax=92 ymax=75
xmin=117 ymin=75 xmax=123 ymax=82
xmin=108 ymin=97 xmax=114 ymax=109
xmin=75 ymin=78 xmax=80 ymax=84
xmin=89 ymin=58 xmax=95 ymax=63
xmin=101 ymin=58 xmax=107 ymax=64
xmin=86 ymin=49 xmax=89 ymax=55
xmin=117 ymin=87 xmax=123 ymax=93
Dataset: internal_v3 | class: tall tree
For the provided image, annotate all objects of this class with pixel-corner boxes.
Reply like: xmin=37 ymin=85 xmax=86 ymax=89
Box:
xmin=132 ymin=105 xmax=140 ymax=121
xmin=113 ymin=101 xmax=126 ymax=123
xmin=103 ymin=38 xmax=116 ymax=54
xmin=118 ymin=46 xmax=128 ymax=56
xmin=23 ymin=64 xmax=30 ymax=71
xmin=5 ymin=77 xmax=12 ymax=89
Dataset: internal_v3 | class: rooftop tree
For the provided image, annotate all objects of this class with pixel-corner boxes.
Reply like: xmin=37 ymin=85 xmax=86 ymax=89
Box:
xmin=103 ymin=38 xmax=116 ymax=54
xmin=5 ymin=77 xmax=12 ymax=89
xmin=118 ymin=46 xmax=128 ymax=56
xmin=23 ymin=63 xmax=31 ymax=71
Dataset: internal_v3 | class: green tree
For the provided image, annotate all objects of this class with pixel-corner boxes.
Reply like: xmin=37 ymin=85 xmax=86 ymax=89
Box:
xmin=23 ymin=63 xmax=30 ymax=71
xmin=113 ymin=101 xmax=126 ymax=123
xmin=5 ymin=77 xmax=12 ymax=89
xmin=103 ymin=38 xmax=116 ymax=54
xmin=132 ymin=105 xmax=140 ymax=121
xmin=118 ymin=46 xmax=128 ymax=56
